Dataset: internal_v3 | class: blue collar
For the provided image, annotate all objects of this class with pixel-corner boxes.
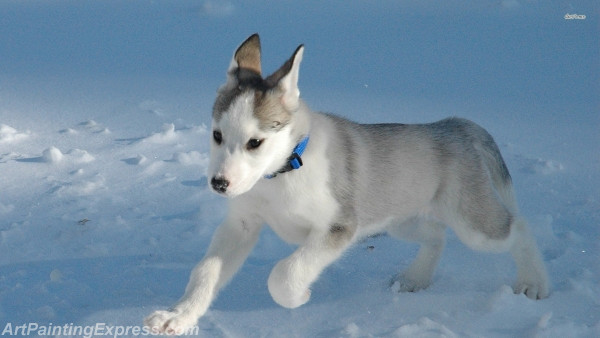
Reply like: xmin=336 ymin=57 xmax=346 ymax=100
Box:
xmin=264 ymin=136 xmax=310 ymax=179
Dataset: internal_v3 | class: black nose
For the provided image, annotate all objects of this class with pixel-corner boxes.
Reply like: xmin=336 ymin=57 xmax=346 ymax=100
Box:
xmin=211 ymin=177 xmax=229 ymax=193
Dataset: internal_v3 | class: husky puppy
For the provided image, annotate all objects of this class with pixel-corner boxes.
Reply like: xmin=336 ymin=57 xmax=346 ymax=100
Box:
xmin=145 ymin=34 xmax=549 ymax=334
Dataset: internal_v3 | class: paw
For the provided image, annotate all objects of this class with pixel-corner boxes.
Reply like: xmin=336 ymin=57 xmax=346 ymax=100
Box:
xmin=514 ymin=280 xmax=549 ymax=300
xmin=268 ymin=261 xmax=311 ymax=309
xmin=514 ymin=265 xmax=550 ymax=300
xmin=390 ymin=274 xmax=431 ymax=293
xmin=144 ymin=309 xmax=198 ymax=335
xmin=270 ymin=286 xmax=311 ymax=309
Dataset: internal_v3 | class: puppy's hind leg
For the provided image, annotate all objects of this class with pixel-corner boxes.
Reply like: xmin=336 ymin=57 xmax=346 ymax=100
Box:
xmin=388 ymin=218 xmax=446 ymax=292
xmin=509 ymin=217 xmax=550 ymax=299
xmin=443 ymin=178 xmax=549 ymax=300
xmin=497 ymin=180 xmax=550 ymax=299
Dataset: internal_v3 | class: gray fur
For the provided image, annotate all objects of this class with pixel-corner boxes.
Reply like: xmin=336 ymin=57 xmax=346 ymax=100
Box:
xmin=325 ymin=114 xmax=359 ymax=240
xmin=320 ymin=115 xmax=513 ymax=240
xmin=213 ymin=85 xmax=292 ymax=132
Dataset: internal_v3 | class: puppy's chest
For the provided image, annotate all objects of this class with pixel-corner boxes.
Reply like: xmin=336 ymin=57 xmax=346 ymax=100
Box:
xmin=252 ymin=178 xmax=339 ymax=244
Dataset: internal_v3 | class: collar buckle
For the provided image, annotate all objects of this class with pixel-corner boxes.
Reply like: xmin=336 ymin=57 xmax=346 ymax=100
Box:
xmin=289 ymin=152 xmax=303 ymax=170
xmin=265 ymin=136 xmax=309 ymax=179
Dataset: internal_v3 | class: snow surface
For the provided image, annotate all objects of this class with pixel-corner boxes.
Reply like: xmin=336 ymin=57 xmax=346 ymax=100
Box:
xmin=1 ymin=0 xmax=599 ymax=337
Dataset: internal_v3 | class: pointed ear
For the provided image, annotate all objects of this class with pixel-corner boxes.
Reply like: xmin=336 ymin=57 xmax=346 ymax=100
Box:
xmin=221 ymin=34 xmax=262 ymax=91
xmin=234 ymin=33 xmax=261 ymax=74
xmin=266 ymin=44 xmax=304 ymax=112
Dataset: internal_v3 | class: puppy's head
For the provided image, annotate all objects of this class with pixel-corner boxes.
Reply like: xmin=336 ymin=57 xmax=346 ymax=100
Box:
xmin=208 ymin=34 xmax=304 ymax=197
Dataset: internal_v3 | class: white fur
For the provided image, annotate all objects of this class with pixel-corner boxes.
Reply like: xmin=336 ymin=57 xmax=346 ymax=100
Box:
xmin=145 ymin=35 xmax=549 ymax=334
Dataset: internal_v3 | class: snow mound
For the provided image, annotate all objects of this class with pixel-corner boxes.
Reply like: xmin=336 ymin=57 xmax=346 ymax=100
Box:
xmin=169 ymin=151 xmax=208 ymax=166
xmin=143 ymin=123 xmax=177 ymax=144
xmin=31 ymin=147 xmax=94 ymax=164
xmin=67 ymin=149 xmax=95 ymax=164
xmin=0 ymin=124 xmax=29 ymax=143
xmin=54 ymin=174 xmax=106 ymax=196
xmin=42 ymin=146 xmax=64 ymax=163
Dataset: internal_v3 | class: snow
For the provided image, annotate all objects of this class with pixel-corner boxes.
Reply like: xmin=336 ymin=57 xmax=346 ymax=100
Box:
xmin=1 ymin=0 xmax=598 ymax=337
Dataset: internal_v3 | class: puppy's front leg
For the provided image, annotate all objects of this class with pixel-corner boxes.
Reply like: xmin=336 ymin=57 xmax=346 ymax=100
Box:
xmin=268 ymin=224 xmax=354 ymax=309
xmin=145 ymin=213 xmax=262 ymax=335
